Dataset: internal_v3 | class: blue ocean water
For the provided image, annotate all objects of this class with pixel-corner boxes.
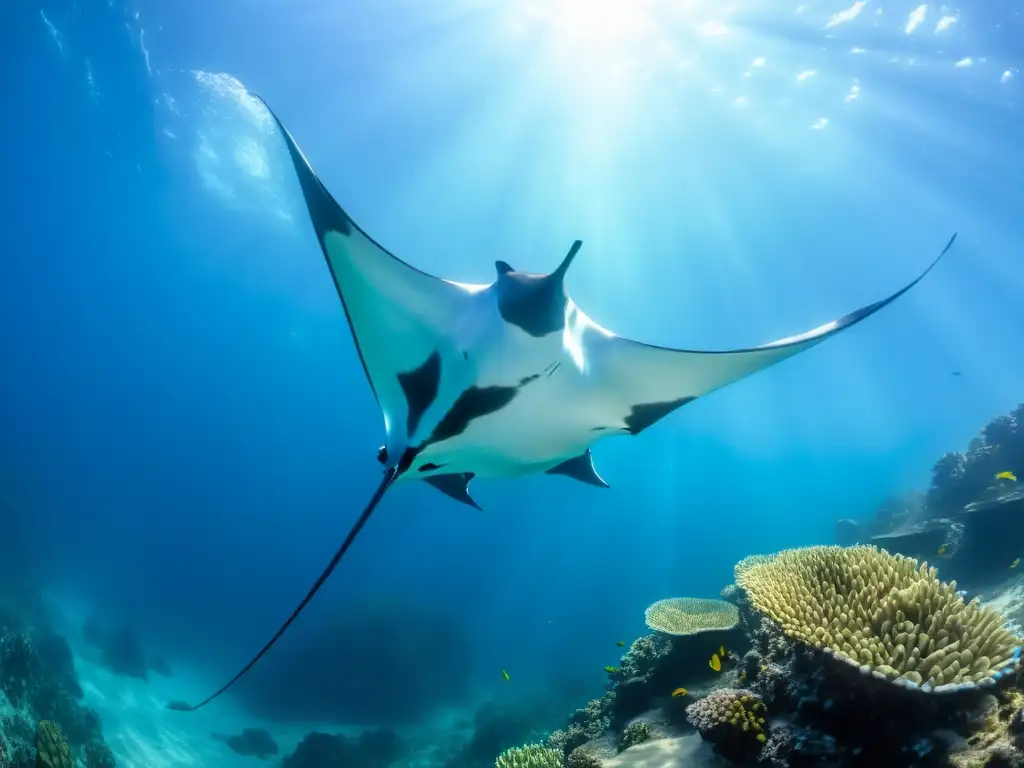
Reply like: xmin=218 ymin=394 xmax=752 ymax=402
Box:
xmin=0 ymin=1 xmax=1022 ymax=766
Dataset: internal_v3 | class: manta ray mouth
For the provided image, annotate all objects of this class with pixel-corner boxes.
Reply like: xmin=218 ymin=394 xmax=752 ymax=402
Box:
xmin=166 ymin=466 xmax=399 ymax=713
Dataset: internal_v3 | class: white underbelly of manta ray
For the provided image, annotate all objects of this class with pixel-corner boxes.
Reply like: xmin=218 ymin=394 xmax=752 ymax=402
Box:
xmin=166 ymin=95 xmax=957 ymax=716
xmin=404 ymin=296 xmax=610 ymax=479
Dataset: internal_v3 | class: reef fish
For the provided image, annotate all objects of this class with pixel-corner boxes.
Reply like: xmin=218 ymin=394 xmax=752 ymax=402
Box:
xmin=617 ymin=640 xmax=626 ymax=647
xmin=671 ymin=687 xmax=688 ymax=697
xmin=997 ymin=471 xmax=1017 ymax=482
xmin=604 ymin=666 xmax=620 ymax=674
xmin=1012 ymin=559 xmax=1020 ymax=570
xmin=937 ymin=545 xmax=947 ymax=556
xmin=167 ymin=96 xmax=958 ymax=713
xmin=502 ymin=669 xmax=510 ymax=681
xmin=710 ymin=654 xmax=722 ymax=672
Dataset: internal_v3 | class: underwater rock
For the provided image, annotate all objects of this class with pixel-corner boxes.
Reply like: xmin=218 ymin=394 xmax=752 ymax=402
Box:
xmin=147 ymin=656 xmax=173 ymax=677
xmin=566 ymin=746 xmax=603 ymax=768
xmin=279 ymin=728 xmax=404 ymax=768
xmin=81 ymin=620 xmax=147 ymax=680
xmin=456 ymin=700 xmax=558 ymax=766
xmin=234 ymin=595 xmax=473 ymax=725
xmin=868 ymin=517 xmax=957 ymax=562
xmin=212 ymin=728 xmax=278 ymax=759
xmin=81 ymin=742 xmax=116 ymax=768
xmin=924 ymin=404 xmax=1023 ymax=520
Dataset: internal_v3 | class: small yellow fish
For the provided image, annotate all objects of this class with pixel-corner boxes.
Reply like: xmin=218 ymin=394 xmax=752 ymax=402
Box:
xmin=604 ymin=666 xmax=620 ymax=674
xmin=756 ymin=733 xmax=767 ymax=744
xmin=671 ymin=687 xmax=688 ymax=697
xmin=709 ymin=654 xmax=722 ymax=672
xmin=738 ymin=671 xmax=747 ymax=683
xmin=616 ymin=641 xmax=625 ymax=647
xmin=718 ymin=645 xmax=726 ymax=658
xmin=937 ymin=545 xmax=948 ymax=556
xmin=997 ymin=471 xmax=1018 ymax=482
xmin=1012 ymin=558 xmax=1020 ymax=570
xmin=501 ymin=669 xmax=510 ymax=681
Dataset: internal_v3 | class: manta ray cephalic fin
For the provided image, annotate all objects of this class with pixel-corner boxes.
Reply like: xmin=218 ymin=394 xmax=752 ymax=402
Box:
xmin=545 ymin=449 xmax=610 ymax=488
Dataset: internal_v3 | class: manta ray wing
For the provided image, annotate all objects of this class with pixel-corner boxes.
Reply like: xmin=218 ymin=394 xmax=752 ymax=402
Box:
xmin=577 ymin=233 xmax=957 ymax=435
xmin=257 ymin=98 xmax=487 ymax=450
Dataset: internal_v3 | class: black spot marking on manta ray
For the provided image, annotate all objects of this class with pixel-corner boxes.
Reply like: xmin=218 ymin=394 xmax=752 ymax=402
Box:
xmin=419 ymin=462 xmax=446 ymax=472
xmin=426 ymin=385 xmax=519 ymax=445
xmin=624 ymin=397 xmax=697 ymax=435
xmin=397 ymin=351 xmax=442 ymax=438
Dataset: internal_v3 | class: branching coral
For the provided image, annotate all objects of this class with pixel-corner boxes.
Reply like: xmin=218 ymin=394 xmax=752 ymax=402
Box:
xmin=644 ymin=598 xmax=738 ymax=636
xmin=494 ymin=744 xmax=563 ymax=768
xmin=736 ymin=545 xmax=1022 ymax=693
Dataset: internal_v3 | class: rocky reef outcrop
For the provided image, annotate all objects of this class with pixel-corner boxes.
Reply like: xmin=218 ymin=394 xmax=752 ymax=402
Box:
xmin=0 ymin=602 xmax=117 ymax=767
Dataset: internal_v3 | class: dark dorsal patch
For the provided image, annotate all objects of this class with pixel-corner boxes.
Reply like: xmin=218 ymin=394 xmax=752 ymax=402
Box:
xmin=397 ymin=351 xmax=442 ymax=437
xmin=624 ymin=397 xmax=697 ymax=435
xmin=418 ymin=462 xmax=445 ymax=472
xmin=494 ymin=241 xmax=582 ymax=338
xmin=424 ymin=473 xmax=480 ymax=509
xmin=426 ymin=385 xmax=519 ymax=445
xmin=545 ymin=449 xmax=610 ymax=488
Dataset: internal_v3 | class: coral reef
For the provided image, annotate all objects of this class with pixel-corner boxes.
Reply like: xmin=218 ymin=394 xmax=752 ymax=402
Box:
xmin=494 ymin=744 xmax=562 ymax=768
xmin=0 ymin=606 xmax=115 ymax=765
xmin=81 ymin=620 xmax=147 ymax=681
xmin=34 ymin=720 xmax=72 ymax=768
xmin=566 ymin=746 xmax=603 ymax=767
xmin=686 ymin=689 xmax=768 ymax=761
xmin=852 ymin=403 xmax=1024 ymax=582
xmin=644 ymin=598 xmax=739 ymax=636
xmin=617 ymin=721 xmax=651 ymax=752
xmin=736 ymin=545 xmax=1021 ymax=692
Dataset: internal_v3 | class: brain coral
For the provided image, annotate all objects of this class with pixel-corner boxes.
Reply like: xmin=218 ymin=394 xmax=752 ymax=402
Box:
xmin=495 ymin=744 xmax=563 ymax=768
xmin=735 ymin=545 xmax=1022 ymax=693
xmin=644 ymin=597 xmax=739 ymax=636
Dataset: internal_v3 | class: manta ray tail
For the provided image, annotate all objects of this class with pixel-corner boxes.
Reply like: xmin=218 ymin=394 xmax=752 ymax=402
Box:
xmin=166 ymin=468 xmax=398 ymax=713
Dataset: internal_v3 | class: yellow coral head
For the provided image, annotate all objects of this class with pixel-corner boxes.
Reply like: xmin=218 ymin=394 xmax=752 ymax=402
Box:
xmin=735 ymin=545 xmax=1023 ymax=693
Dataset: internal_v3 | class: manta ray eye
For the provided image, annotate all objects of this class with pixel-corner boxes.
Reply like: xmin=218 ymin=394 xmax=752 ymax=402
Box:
xmin=376 ymin=445 xmax=388 ymax=464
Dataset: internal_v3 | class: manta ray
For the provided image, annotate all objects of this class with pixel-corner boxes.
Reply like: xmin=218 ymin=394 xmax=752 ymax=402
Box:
xmin=169 ymin=97 xmax=956 ymax=712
